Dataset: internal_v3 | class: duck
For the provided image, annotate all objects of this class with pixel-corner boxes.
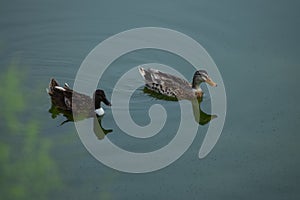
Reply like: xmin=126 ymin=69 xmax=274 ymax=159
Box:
xmin=47 ymin=78 xmax=111 ymax=117
xmin=138 ymin=67 xmax=217 ymax=100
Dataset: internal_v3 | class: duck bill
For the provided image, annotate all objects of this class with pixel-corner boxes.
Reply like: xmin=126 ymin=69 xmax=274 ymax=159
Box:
xmin=103 ymin=98 xmax=112 ymax=106
xmin=205 ymin=77 xmax=217 ymax=87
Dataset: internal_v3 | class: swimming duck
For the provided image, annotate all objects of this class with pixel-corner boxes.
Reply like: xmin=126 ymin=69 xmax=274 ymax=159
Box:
xmin=47 ymin=78 xmax=111 ymax=117
xmin=138 ymin=67 xmax=217 ymax=100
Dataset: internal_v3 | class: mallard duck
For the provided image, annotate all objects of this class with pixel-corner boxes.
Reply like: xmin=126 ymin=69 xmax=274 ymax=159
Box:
xmin=138 ymin=67 xmax=217 ymax=100
xmin=47 ymin=78 xmax=111 ymax=116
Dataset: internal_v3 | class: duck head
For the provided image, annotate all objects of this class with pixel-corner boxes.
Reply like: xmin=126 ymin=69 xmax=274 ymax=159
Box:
xmin=192 ymin=70 xmax=217 ymax=89
xmin=93 ymin=89 xmax=111 ymax=109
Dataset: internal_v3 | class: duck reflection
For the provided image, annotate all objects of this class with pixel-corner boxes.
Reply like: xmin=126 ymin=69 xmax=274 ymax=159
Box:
xmin=143 ymin=87 xmax=217 ymax=125
xmin=48 ymin=105 xmax=112 ymax=139
xmin=47 ymin=78 xmax=112 ymax=139
xmin=191 ymin=99 xmax=217 ymax=125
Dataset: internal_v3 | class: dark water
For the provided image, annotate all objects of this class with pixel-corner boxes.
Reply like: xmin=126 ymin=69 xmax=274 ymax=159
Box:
xmin=1 ymin=0 xmax=299 ymax=199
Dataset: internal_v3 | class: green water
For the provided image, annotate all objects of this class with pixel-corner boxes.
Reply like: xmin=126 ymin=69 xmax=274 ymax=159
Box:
xmin=0 ymin=0 xmax=299 ymax=199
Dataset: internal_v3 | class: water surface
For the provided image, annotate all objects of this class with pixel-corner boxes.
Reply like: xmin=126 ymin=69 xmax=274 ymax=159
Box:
xmin=0 ymin=0 xmax=299 ymax=199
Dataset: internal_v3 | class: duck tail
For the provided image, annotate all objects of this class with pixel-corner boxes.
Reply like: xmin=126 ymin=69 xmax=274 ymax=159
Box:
xmin=138 ymin=67 xmax=153 ymax=85
xmin=138 ymin=67 xmax=146 ymax=77
xmin=48 ymin=78 xmax=59 ymax=95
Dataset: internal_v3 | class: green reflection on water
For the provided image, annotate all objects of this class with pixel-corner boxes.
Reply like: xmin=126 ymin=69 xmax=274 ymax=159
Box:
xmin=0 ymin=62 xmax=62 ymax=200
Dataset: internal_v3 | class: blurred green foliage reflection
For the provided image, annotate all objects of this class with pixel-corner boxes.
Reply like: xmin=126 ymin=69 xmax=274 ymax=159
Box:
xmin=0 ymin=62 xmax=61 ymax=200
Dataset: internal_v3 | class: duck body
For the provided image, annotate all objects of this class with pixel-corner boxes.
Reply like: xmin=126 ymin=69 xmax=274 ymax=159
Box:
xmin=138 ymin=67 xmax=217 ymax=100
xmin=47 ymin=78 xmax=111 ymax=117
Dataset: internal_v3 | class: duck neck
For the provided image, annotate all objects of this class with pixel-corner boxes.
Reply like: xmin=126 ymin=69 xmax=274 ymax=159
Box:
xmin=192 ymin=78 xmax=202 ymax=89
xmin=94 ymin=97 xmax=101 ymax=110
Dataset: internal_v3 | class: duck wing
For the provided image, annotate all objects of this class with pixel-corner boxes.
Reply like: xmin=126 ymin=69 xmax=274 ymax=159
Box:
xmin=139 ymin=68 xmax=193 ymax=99
xmin=48 ymin=78 xmax=93 ymax=112
xmin=67 ymin=90 xmax=93 ymax=114
xmin=56 ymin=84 xmax=93 ymax=113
